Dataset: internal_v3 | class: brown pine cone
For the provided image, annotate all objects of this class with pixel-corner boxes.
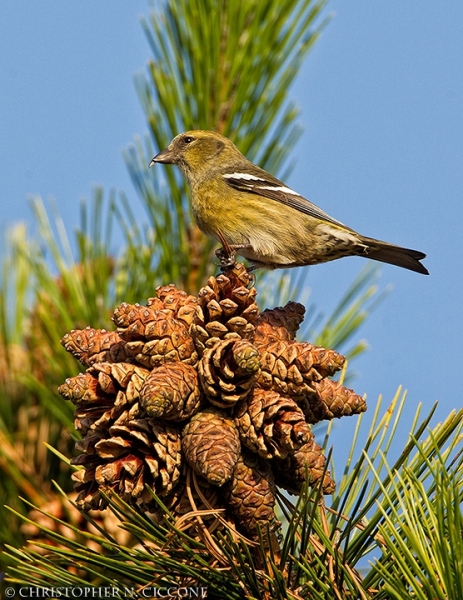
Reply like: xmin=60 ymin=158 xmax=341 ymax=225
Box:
xmin=113 ymin=302 xmax=192 ymax=347
xmin=153 ymin=284 xmax=198 ymax=327
xmin=112 ymin=301 xmax=162 ymax=339
xmin=72 ymin=418 xmax=182 ymax=511
xmin=225 ymin=450 xmax=278 ymax=537
xmin=59 ymin=372 xmax=110 ymax=405
xmin=58 ymin=261 xmax=370 ymax=532
xmin=300 ymin=378 xmax=367 ymax=423
xmin=182 ymin=408 xmax=240 ymax=486
xmin=112 ymin=302 xmax=197 ymax=368
xmin=73 ymin=409 xmax=107 ymax=436
xmin=140 ymin=362 xmax=202 ymax=421
xmin=59 ymin=363 xmax=150 ymax=434
xmin=254 ymin=301 xmax=306 ymax=345
xmin=88 ymin=362 xmax=150 ymax=399
xmin=124 ymin=324 xmax=197 ymax=369
xmin=258 ymin=339 xmax=345 ymax=396
xmin=190 ymin=265 xmax=260 ymax=355
xmin=60 ymin=328 xmax=129 ymax=367
xmin=273 ymin=434 xmax=335 ymax=495
xmin=73 ymin=395 xmax=142 ymax=437
xmin=218 ymin=262 xmax=255 ymax=290
xmin=198 ymin=339 xmax=260 ymax=408
xmin=234 ymin=388 xmax=312 ymax=459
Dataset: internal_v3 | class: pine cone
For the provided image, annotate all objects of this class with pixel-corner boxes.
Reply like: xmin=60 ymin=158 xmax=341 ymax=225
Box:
xmin=59 ymin=371 xmax=110 ymax=405
xmin=88 ymin=362 xmax=150 ymax=398
xmin=59 ymin=261 xmax=368 ymax=543
xmin=300 ymin=378 xmax=367 ymax=424
xmin=225 ymin=450 xmax=278 ymax=537
xmin=254 ymin=301 xmax=306 ymax=345
xmin=72 ymin=418 xmax=182 ymax=511
xmin=198 ymin=339 xmax=260 ymax=407
xmin=153 ymin=284 xmax=198 ymax=327
xmin=58 ymin=363 xmax=149 ymax=435
xmin=258 ymin=339 xmax=345 ymax=396
xmin=124 ymin=331 xmax=197 ymax=370
xmin=182 ymin=408 xmax=240 ymax=486
xmin=112 ymin=301 xmax=161 ymax=338
xmin=209 ymin=261 xmax=255 ymax=292
xmin=273 ymin=435 xmax=336 ymax=495
xmin=113 ymin=304 xmax=198 ymax=368
xmin=190 ymin=264 xmax=260 ymax=355
xmin=235 ymin=388 xmax=312 ymax=459
xmin=60 ymin=328 xmax=129 ymax=366
xmin=140 ymin=362 xmax=203 ymax=421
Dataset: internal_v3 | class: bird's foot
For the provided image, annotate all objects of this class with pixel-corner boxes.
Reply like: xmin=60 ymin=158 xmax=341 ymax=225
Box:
xmin=215 ymin=245 xmax=237 ymax=270
xmin=215 ymin=229 xmax=253 ymax=273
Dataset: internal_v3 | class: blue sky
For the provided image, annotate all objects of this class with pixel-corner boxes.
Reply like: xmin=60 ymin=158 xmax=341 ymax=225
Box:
xmin=1 ymin=2 xmax=462 ymax=456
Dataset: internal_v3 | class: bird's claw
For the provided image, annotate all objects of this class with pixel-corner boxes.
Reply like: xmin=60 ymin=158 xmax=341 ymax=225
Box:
xmin=215 ymin=245 xmax=237 ymax=271
xmin=215 ymin=228 xmax=237 ymax=272
xmin=215 ymin=229 xmax=256 ymax=284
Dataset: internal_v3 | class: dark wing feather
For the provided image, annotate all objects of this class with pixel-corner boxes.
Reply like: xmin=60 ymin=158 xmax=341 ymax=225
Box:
xmin=223 ymin=167 xmax=350 ymax=230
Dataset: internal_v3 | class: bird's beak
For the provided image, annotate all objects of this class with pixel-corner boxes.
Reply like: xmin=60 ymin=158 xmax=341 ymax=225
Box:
xmin=149 ymin=147 xmax=177 ymax=167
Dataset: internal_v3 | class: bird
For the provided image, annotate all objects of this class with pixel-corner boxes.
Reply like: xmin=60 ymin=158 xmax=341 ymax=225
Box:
xmin=149 ymin=130 xmax=428 ymax=275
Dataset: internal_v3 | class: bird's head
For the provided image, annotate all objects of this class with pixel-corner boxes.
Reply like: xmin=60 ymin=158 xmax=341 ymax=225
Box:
xmin=149 ymin=130 xmax=243 ymax=185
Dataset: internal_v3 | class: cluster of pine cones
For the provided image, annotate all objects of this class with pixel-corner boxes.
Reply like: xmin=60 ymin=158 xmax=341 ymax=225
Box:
xmin=59 ymin=264 xmax=366 ymax=539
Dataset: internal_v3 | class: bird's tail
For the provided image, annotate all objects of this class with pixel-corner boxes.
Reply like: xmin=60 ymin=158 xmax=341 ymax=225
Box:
xmin=360 ymin=236 xmax=429 ymax=275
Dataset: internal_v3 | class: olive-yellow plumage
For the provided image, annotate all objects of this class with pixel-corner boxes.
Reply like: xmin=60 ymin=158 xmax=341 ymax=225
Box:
xmin=149 ymin=130 xmax=428 ymax=275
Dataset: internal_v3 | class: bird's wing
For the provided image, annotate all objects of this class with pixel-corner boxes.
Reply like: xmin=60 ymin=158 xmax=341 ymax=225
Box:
xmin=222 ymin=167 xmax=349 ymax=229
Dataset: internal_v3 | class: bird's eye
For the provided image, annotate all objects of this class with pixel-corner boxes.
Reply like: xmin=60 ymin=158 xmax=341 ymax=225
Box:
xmin=183 ymin=136 xmax=194 ymax=144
